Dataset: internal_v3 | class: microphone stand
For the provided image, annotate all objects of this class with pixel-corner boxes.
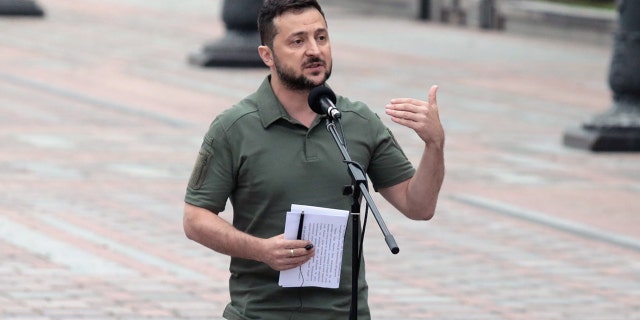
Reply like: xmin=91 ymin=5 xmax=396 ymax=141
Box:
xmin=322 ymin=117 xmax=399 ymax=320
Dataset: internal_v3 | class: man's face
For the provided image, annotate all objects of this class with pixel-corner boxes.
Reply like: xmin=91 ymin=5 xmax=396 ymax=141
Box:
xmin=270 ymin=8 xmax=332 ymax=91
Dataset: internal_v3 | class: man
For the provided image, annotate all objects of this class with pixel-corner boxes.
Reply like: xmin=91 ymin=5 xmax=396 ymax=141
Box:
xmin=183 ymin=0 xmax=445 ymax=319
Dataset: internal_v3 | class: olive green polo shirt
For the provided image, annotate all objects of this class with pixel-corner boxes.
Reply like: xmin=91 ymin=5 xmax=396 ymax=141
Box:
xmin=185 ymin=77 xmax=415 ymax=320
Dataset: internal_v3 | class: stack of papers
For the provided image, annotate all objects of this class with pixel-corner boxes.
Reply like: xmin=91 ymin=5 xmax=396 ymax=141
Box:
xmin=278 ymin=204 xmax=349 ymax=288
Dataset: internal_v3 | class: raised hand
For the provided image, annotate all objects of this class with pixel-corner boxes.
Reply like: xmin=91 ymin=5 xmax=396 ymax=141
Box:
xmin=385 ymin=85 xmax=445 ymax=147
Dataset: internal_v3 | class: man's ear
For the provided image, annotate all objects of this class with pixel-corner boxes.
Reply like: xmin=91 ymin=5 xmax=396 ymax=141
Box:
xmin=258 ymin=45 xmax=274 ymax=67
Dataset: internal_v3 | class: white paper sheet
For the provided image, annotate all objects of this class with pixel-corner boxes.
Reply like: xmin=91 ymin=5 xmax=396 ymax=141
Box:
xmin=278 ymin=204 xmax=349 ymax=288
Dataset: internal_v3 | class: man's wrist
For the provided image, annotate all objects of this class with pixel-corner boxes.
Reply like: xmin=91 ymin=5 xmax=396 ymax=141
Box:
xmin=425 ymin=138 xmax=445 ymax=151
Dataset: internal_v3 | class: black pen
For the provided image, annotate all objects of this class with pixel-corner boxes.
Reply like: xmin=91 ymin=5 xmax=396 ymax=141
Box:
xmin=296 ymin=211 xmax=304 ymax=240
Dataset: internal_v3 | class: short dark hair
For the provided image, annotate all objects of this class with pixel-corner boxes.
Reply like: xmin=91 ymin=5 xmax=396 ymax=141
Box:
xmin=258 ymin=0 xmax=326 ymax=48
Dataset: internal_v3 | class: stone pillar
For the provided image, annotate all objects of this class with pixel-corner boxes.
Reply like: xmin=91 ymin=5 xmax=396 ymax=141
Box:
xmin=188 ymin=0 xmax=264 ymax=68
xmin=0 ymin=0 xmax=44 ymax=16
xmin=478 ymin=0 xmax=503 ymax=30
xmin=563 ymin=0 xmax=640 ymax=151
xmin=419 ymin=0 xmax=431 ymax=20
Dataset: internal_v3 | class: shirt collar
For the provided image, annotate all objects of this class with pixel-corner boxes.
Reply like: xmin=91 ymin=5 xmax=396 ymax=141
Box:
xmin=255 ymin=76 xmax=289 ymax=128
xmin=254 ymin=76 xmax=332 ymax=129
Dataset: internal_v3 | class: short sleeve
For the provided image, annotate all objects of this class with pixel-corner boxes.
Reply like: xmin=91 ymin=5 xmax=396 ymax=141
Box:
xmin=184 ymin=119 xmax=235 ymax=213
xmin=366 ymin=114 xmax=416 ymax=191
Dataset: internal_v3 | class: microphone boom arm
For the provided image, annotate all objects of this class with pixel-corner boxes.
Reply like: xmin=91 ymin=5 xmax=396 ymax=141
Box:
xmin=323 ymin=117 xmax=399 ymax=320
xmin=325 ymin=119 xmax=399 ymax=254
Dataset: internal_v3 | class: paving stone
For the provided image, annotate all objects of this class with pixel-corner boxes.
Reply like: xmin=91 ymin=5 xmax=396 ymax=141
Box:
xmin=1 ymin=0 xmax=639 ymax=319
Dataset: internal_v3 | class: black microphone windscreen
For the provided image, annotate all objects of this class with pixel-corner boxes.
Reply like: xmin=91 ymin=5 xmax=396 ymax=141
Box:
xmin=308 ymin=86 xmax=337 ymax=115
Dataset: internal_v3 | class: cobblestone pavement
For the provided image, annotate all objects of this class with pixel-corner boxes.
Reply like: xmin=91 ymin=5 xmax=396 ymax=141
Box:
xmin=1 ymin=0 xmax=639 ymax=319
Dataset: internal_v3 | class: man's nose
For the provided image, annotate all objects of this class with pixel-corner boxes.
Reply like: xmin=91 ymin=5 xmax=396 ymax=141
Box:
xmin=305 ymin=40 xmax=320 ymax=56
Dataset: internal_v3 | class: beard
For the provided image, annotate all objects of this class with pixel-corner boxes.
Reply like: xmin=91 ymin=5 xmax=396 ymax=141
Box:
xmin=274 ymin=56 xmax=332 ymax=91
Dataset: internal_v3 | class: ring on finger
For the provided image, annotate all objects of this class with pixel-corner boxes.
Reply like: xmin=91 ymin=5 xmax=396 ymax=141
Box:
xmin=290 ymin=248 xmax=294 ymax=258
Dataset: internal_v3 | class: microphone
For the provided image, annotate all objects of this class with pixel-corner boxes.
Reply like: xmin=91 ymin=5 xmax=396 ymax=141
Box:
xmin=308 ymin=86 xmax=341 ymax=120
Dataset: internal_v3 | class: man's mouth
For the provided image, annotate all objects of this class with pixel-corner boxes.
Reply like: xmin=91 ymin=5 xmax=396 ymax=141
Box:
xmin=304 ymin=61 xmax=325 ymax=69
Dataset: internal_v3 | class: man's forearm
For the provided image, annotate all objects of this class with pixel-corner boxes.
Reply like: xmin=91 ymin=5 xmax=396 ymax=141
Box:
xmin=183 ymin=203 xmax=264 ymax=261
xmin=183 ymin=203 xmax=316 ymax=271
xmin=379 ymin=142 xmax=445 ymax=221
xmin=406 ymin=142 xmax=445 ymax=220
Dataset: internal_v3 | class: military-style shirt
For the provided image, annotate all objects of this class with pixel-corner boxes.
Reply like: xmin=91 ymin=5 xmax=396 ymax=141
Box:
xmin=185 ymin=77 xmax=415 ymax=320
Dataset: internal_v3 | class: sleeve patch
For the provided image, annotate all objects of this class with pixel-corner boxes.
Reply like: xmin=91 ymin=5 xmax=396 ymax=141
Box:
xmin=188 ymin=137 xmax=214 ymax=190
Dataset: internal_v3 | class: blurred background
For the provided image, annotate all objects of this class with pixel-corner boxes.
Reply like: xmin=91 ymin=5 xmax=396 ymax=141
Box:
xmin=1 ymin=0 xmax=638 ymax=319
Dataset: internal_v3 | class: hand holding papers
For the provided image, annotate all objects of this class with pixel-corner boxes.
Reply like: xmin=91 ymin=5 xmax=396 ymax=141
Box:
xmin=279 ymin=204 xmax=349 ymax=288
